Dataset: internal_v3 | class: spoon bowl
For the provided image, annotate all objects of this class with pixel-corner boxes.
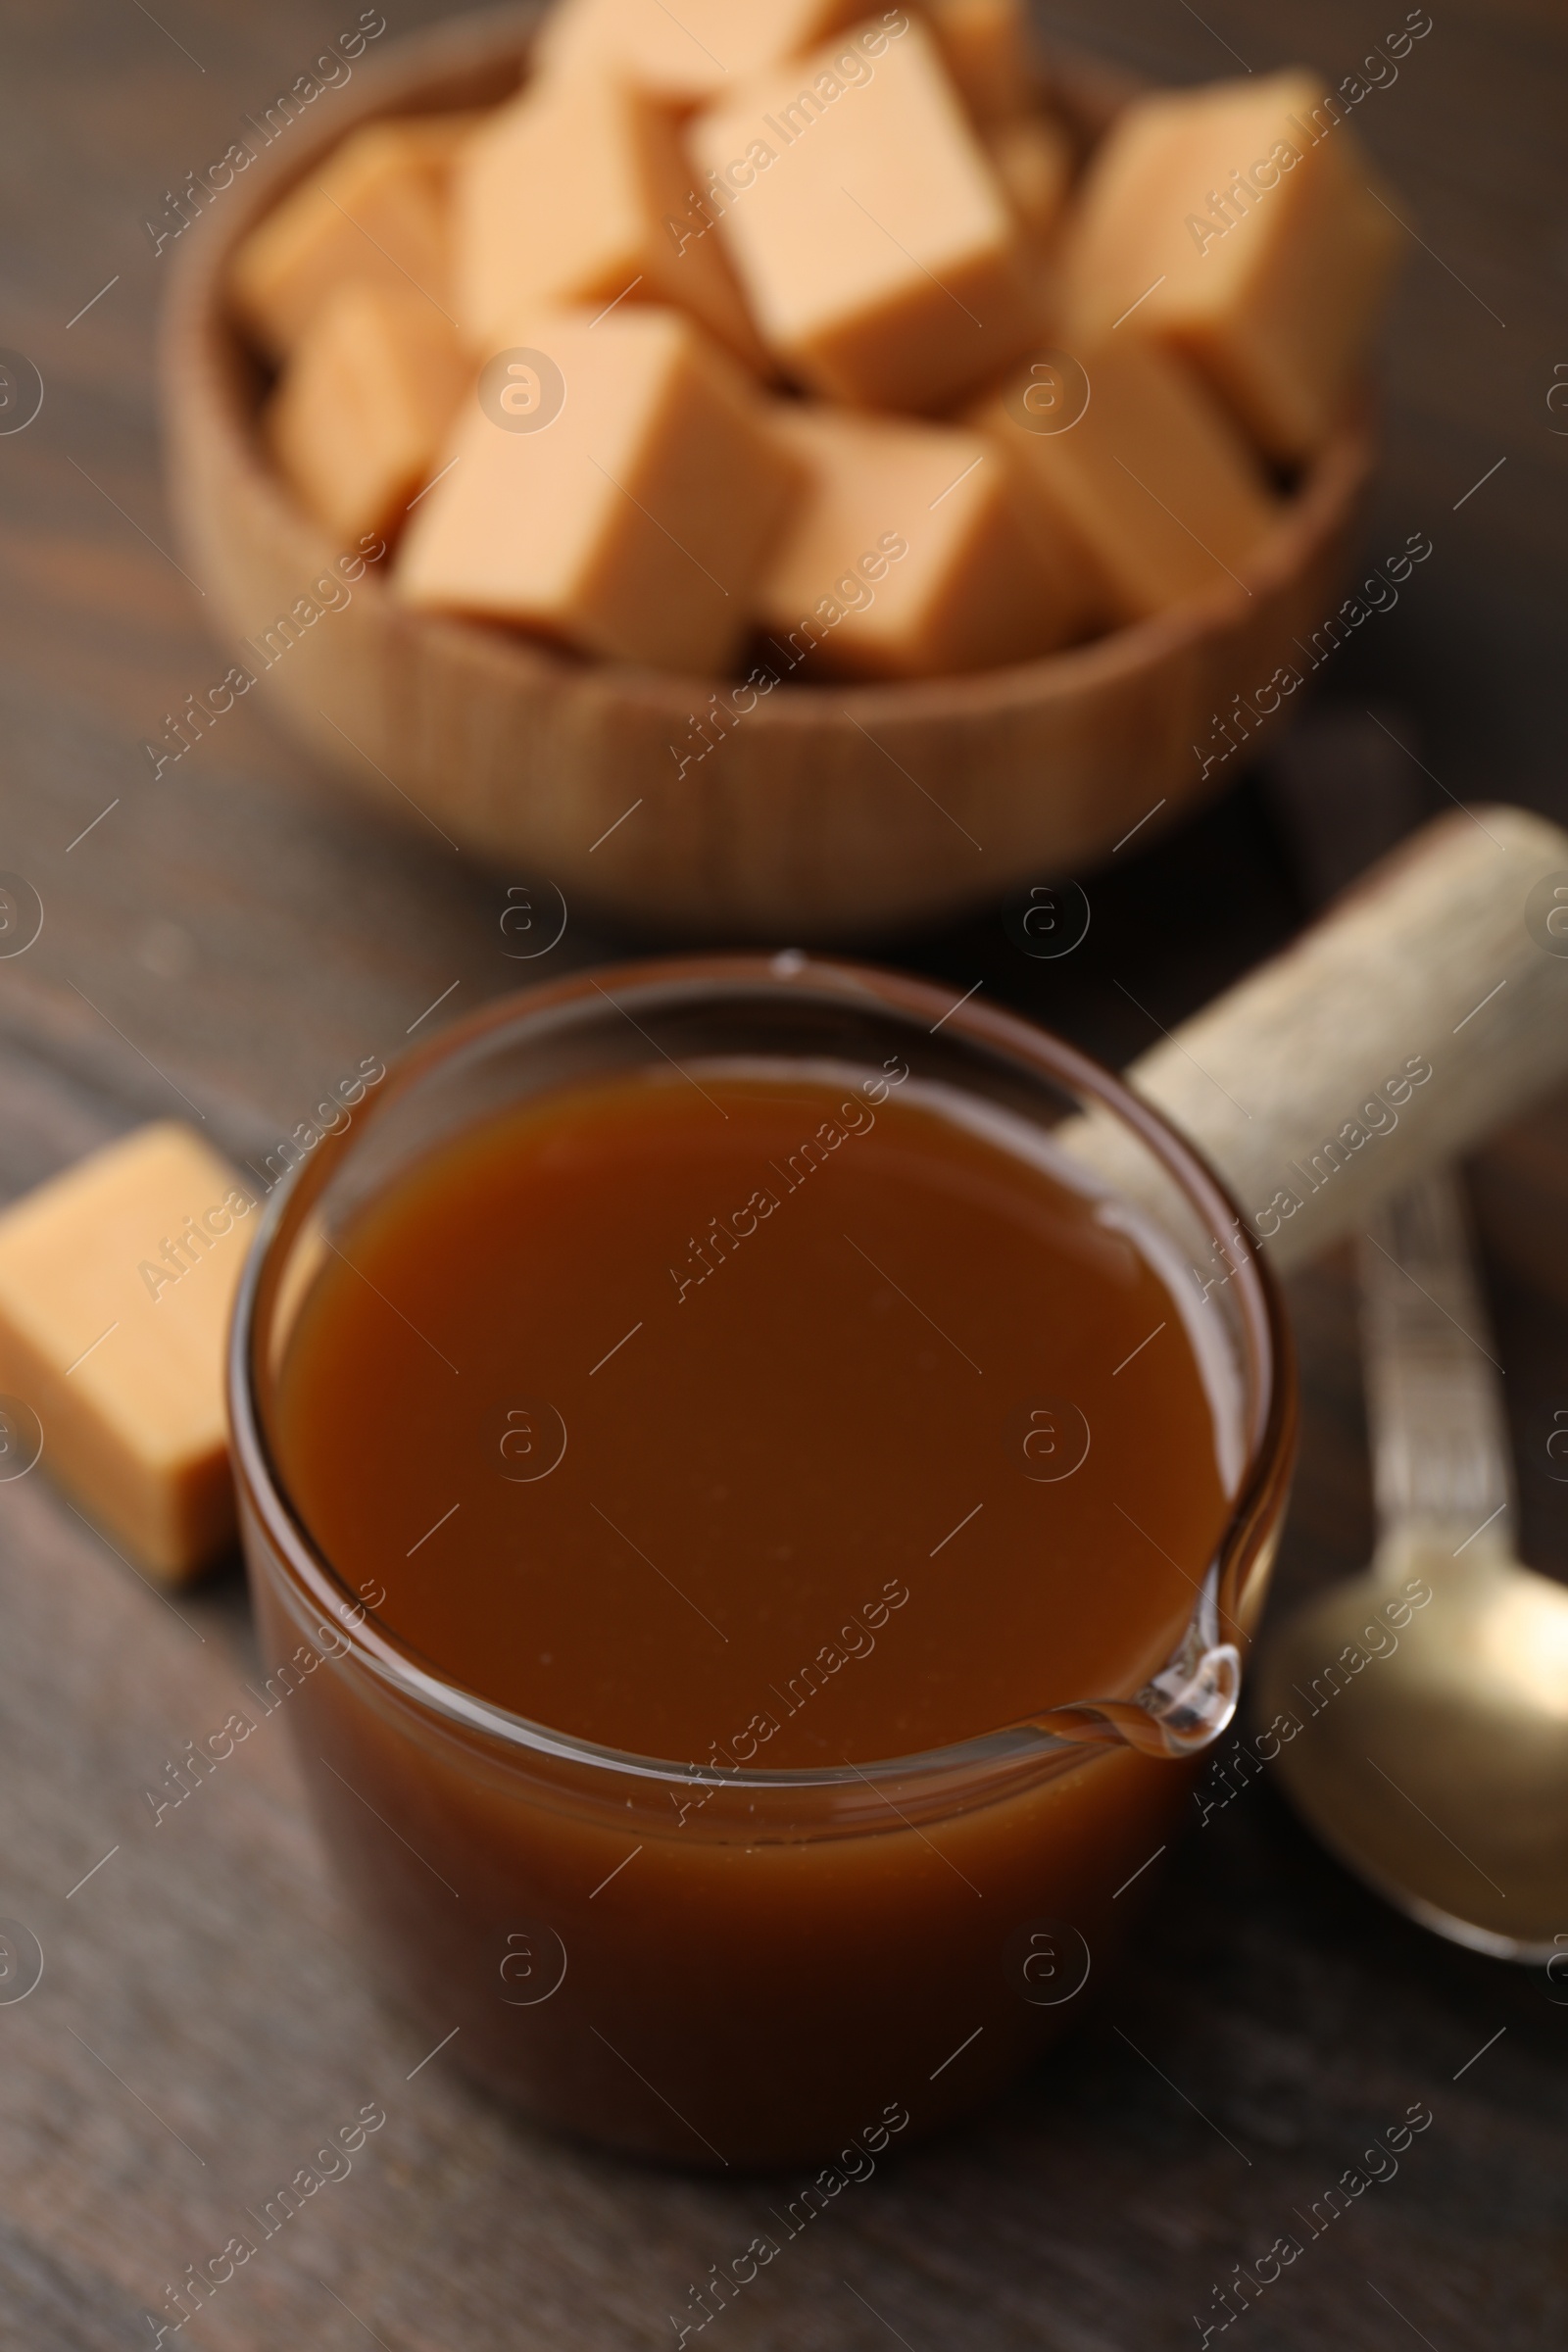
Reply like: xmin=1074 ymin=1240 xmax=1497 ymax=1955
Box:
xmin=1256 ymin=1531 xmax=1568 ymax=1961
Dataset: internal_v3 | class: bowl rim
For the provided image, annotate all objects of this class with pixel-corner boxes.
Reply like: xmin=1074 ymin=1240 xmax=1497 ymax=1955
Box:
xmin=226 ymin=951 xmax=1299 ymax=1796
xmin=162 ymin=0 xmax=1379 ymax=724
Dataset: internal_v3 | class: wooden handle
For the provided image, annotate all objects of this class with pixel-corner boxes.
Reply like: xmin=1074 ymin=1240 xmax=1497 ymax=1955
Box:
xmin=1125 ymin=806 xmax=1568 ymax=1271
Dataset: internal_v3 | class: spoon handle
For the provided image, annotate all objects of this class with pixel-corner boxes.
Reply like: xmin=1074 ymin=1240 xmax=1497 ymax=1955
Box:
xmin=1358 ymin=1169 xmax=1514 ymax=1565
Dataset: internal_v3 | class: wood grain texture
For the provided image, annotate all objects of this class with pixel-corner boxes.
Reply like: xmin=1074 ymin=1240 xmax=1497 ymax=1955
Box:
xmin=0 ymin=2 xmax=1565 ymax=2348
xmin=1125 ymin=806 xmax=1568 ymax=1271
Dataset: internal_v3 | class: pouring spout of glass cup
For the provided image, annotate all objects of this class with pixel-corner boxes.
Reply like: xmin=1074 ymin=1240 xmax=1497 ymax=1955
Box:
xmin=1022 ymin=803 xmax=1568 ymax=1772
xmin=226 ymin=806 xmax=1568 ymax=2162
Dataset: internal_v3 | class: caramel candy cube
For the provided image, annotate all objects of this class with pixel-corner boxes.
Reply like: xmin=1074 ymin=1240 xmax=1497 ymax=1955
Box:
xmin=926 ymin=0 xmax=1033 ymax=122
xmin=395 ymin=307 xmax=801 ymax=675
xmin=969 ymin=336 xmax=1281 ymax=622
xmin=534 ymin=0 xmax=873 ymax=106
xmin=1062 ymin=72 xmax=1401 ymax=462
xmin=988 ymin=114 xmax=1074 ymax=249
xmin=231 ymin=120 xmax=451 ymax=359
xmin=455 ymin=71 xmax=765 ymax=368
xmin=395 ymin=109 xmax=490 ymax=183
xmin=269 ymin=282 xmax=470 ymax=542
xmin=0 ymin=1125 xmax=258 ymax=1582
xmin=758 ymin=405 xmax=1087 ymax=677
xmin=689 ymin=14 xmax=1036 ymax=411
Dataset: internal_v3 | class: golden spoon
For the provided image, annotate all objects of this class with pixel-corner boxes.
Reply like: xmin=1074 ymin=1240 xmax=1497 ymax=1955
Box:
xmin=1254 ymin=1169 xmax=1568 ymax=1961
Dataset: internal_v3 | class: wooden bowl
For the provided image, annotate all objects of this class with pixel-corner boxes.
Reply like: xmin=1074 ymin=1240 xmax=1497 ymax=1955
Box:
xmin=162 ymin=5 xmax=1375 ymax=941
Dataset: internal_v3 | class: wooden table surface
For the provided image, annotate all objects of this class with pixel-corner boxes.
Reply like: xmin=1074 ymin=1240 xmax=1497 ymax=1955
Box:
xmin=2 ymin=3 xmax=1566 ymax=2346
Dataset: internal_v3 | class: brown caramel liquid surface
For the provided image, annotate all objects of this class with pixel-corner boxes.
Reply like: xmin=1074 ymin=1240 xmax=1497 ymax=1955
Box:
xmin=274 ymin=1068 xmax=1234 ymax=1767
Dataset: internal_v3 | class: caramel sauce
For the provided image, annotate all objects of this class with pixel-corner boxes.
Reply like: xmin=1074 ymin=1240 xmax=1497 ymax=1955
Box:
xmin=275 ymin=1066 xmax=1231 ymax=1767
